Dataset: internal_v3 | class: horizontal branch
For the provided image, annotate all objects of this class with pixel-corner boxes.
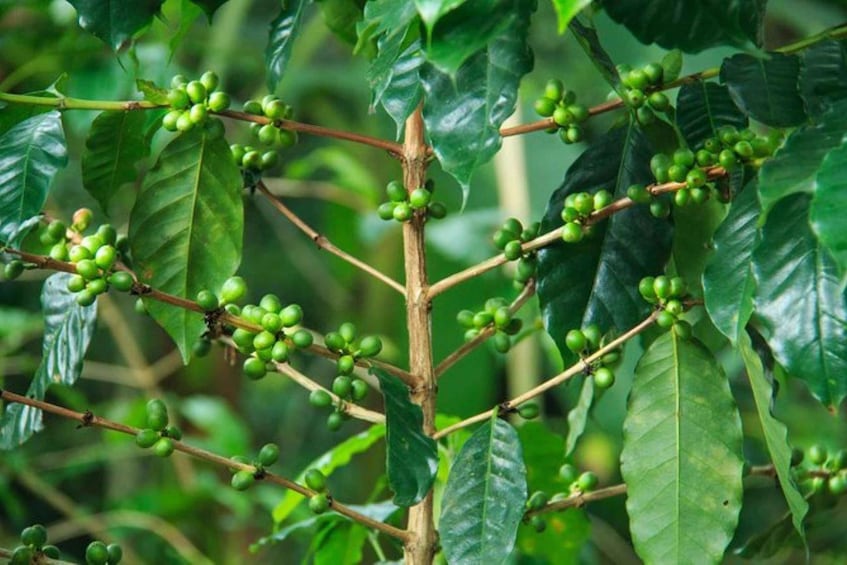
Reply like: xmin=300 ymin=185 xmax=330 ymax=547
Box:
xmin=4 ymin=247 xmax=414 ymax=384
xmin=428 ymin=167 xmax=726 ymax=298
xmin=0 ymin=92 xmax=402 ymax=155
xmin=0 ymin=389 xmax=408 ymax=542
xmin=434 ymin=280 xmax=536 ymax=378
xmin=433 ymin=312 xmax=658 ymax=440
xmin=256 ymin=182 xmax=405 ymax=295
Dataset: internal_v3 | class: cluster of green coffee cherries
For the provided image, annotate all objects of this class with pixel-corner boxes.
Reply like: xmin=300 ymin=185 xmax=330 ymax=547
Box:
xmin=533 ymin=79 xmax=590 ymax=144
xmin=638 ymin=275 xmax=692 ymax=338
xmin=308 ymin=322 xmax=382 ymax=431
xmin=229 ymin=95 xmax=298 ymax=177
xmin=200 ymin=276 xmax=314 ymax=380
xmin=492 ymin=217 xmax=540 ymax=288
xmin=616 ymin=61 xmax=672 ymax=126
xmin=229 ymin=443 xmax=281 ymax=491
xmin=304 ymin=468 xmax=332 ymax=514
xmin=564 ymin=324 xmax=620 ymax=389
xmin=559 ymin=189 xmax=613 ymax=244
xmin=377 ymin=180 xmax=447 ymax=223
xmin=163 ymin=72 xmax=230 ymax=134
xmin=524 ymin=464 xmax=599 ymax=532
xmin=793 ymin=444 xmax=847 ymax=496
xmin=135 ymin=399 xmax=183 ymax=458
xmin=7 ymin=523 xmax=122 ymax=564
xmin=457 ymin=297 xmax=524 ymax=354
xmin=47 ymin=209 xmax=135 ymax=306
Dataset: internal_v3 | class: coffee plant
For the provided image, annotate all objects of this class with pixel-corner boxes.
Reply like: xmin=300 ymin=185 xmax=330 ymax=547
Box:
xmin=1 ymin=0 xmax=847 ymax=563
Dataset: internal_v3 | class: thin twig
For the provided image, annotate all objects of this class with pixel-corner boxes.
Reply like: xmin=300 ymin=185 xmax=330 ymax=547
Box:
xmin=0 ymin=389 xmax=409 ymax=542
xmin=434 ymin=281 xmax=537 ymax=378
xmin=433 ymin=312 xmax=658 ymax=440
xmin=256 ymin=182 xmax=405 ymax=295
xmin=428 ymin=168 xmax=726 ymax=298
xmin=271 ymin=360 xmax=385 ymax=424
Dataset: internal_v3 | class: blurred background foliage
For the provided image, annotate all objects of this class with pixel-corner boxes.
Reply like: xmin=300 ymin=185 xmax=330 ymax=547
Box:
xmin=1 ymin=0 xmax=847 ymax=563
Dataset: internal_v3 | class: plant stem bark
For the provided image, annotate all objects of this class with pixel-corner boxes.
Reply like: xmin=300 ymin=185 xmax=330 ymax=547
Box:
xmin=401 ymin=108 xmax=438 ymax=564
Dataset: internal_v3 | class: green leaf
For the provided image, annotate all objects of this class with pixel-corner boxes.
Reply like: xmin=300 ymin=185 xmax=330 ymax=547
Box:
xmin=811 ymin=137 xmax=847 ymax=273
xmin=621 ymin=332 xmax=744 ymax=564
xmin=420 ymin=1 xmax=532 ymax=196
xmin=661 ymin=49 xmax=683 ymax=82
xmin=703 ymin=182 xmax=760 ymax=344
xmin=569 ymin=16 xmax=621 ymax=89
xmin=518 ymin=421 xmax=565 ymax=494
xmin=188 ymin=0 xmax=228 ymax=20
xmin=604 ymin=0 xmax=766 ymax=52
xmin=314 ymin=521 xmax=368 ymax=565
xmin=738 ymin=332 xmax=808 ymax=539
xmin=356 ymin=0 xmax=416 ymax=48
xmin=676 ymin=81 xmax=747 ymax=150
xmin=136 ymin=79 xmax=170 ymax=105
xmin=536 ymin=123 xmax=672 ymax=364
xmin=415 ymin=0 xmax=465 ymax=32
xmin=799 ymin=39 xmax=847 ymax=119
xmin=316 ymin=0 xmax=366 ymax=46
xmin=0 ymin=273 xmax=97 ymax=449
xmin=0 ymin=111 xmax=67 ymax=246
xmin=672 ymin=196 xmax=727 ymax=294
xmin=265 ymin=0 xmax=308 ymax=92
xmin=67 ymin=0 xmax=165 ymax=50
xmin=425 ymin=0 xmax=523 ymax=76
xmin=81 ymin=111 xmax=150 ymax=214
xmin=439 ymin=415 xmax=527 ymax=564
xmin=551 ymin=0 xmax=591 ymax=34
xmin=128 ymin=129 xmax=243 ymax=363
xmin=272 ymin=425 xmax=386 ymax=523
xmin=373 ymin=368 xmax=438 ymax=506
xmin=757 ymin=100 xmax=847 ymax=216
xmin=752 ymin=193 xmax=847 ymax=408
xmin=720 ymin=53 xmax=807 ymax=127
xmin=565 ymin=377 xmax=593 ymax=456
xmin=0 ymin=91 xmax=57 ymax=136
xmin=373 ymin=37 xmax=424 ymax=138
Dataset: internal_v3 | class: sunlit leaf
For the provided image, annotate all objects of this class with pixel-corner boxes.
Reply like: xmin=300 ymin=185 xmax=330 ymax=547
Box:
xmin=811 ymin=137 xmax=847 ymax=273
xmin=265 ymin=0 xmax=308 ymax=91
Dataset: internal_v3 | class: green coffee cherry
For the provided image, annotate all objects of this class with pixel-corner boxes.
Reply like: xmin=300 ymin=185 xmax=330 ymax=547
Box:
xmin=565 ymin=329 xmax=587 ymax=354
xmin=42 ymin=545 xmax=61 ymax=559
xmin=231 ymin=470 xmax=255 ymax=491
xmin=576 ymin=471 xmax=598 ymax=491
xmin=20 ymin=524 xmax=48 ymax=548
xmin=351 ymin=378 xmax=368 ymax=401
xmin=258 ymin=443 xmax=280 ymax=466
xmin=10 ymin=545 xmax=34 ymax=565
xmin=673 ymin=321 xmax=693 ymax=339
xmin=146 ymin=399 xmax=169 ymax=430
xmin=108 ymin=271 xmax=134 ymax=292
xmin=561 ymin=222 xmax=583 ymax=243
xmin=305 ymin=468 xmax=327 ymax=491
xmin=309 ymin=389 xmax=333 ymax=407
xmin=220 ymin=276 xmax=247 ymax=304
xmin=332 ymin=376 xmax=353 ymax=398
xmin=196 ymin=290 xmax=219 ymax=311
xmin=326 ymin=411 xmax=344 ymax=431
xmin=153 ymin=437 xmax=175 ymax=457
xmin=243 ymin=357 xmax=267 ymax=380
xmin=409 ymin=188 xmax=432 ymax=209
xmin=309 ymin=493 xmax=330 ymax=514
xmin=526 ymin=490 xmax=549 ymax=510
xmin=291 ymin=329 xmax=313 ymax=348
xmin=107 ymin=543 xmax=123 ymax=564
xmin=517 ymin=403 xmax=540 ymax=420
xmin=593 ymin=367 xmax=615 ymax=389
xmin=136 ymin=428 xmax=160 ymax=448
xmin=808 ymin=444 xmax=828 ymax=466
xmin=358 ymin=335 xmax=383 ymax=358
xmin=582 ymin=324 xmax=601 ymax=348
xmin=558 ymin=463 xmax=578 ymax=484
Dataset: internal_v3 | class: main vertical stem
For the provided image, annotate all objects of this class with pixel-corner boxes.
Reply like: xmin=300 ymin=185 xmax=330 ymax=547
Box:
xmin=402 ymin=108 xmax=437 ymax=564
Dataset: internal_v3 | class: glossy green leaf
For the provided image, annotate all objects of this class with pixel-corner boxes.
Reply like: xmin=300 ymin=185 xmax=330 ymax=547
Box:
xmin=0 ymin=111 xmax=67 ymax=246
xmin=703 ymin=182 xmax=760 ymax=344
xmin=272 ymin=425 xmax=386 ymax=523
xmin=189 ymin=0 xmax=228 ymax=19
xmin=0 ymin=273 xmax=97 ymax=449
xmin=420 ymin=1 xmax=532 ymax=196
xmin=604 ymin=0 xmax=765 ymax=52
xmin=752 ymin=194 xmax=847 ymax=408
xmin=67 ymin=0 xmax=165 ymax=50
xmin=316 ymin=0 xmax=365 ymax=46
xmin=721 ymin=53 xmax=807 ymax=127
xmin=373 ymin=37 xmax=424 ymax=137
xmin=374 ymin=368 xmax=438 ymax=506
xmin=425 ymin=0 xmax=518 ymax=76
xmin=676 ymin=81 xmax=747 ymax=150
xmin=356 ymin=0 xmax=416 ymax=47
xmin=0 ymin=91 xmax=56 ymax=136
xmin=757 ymin=100 xmax=847 ymax=216
xmin=621 ymin=332 xmax=744 ymax=564
xmin=551 ymin=0 xmax=591 ymax=33
xmin=565 ymin=377 xmax=593 ymax=456
xmin=536 ymin=123 xmax=672 ymax=364
xmin=738 ymin=332 xmax=808 ymax=539
xmin=81 ymin=111 xmax=149 ymax=214
xmin=440 ymin=415 xmax=527 ymax=564
xmin=661 ymin=49 xmax=683 ymax=82
xmin=569 ymin=17 xmax=621 ymax=89
xmin=265 ymin=0 xmax=308 ymax=92
xmin=128 ymin=129 xmax=243 ymax=363
xmin=811 ymin=137 xmax=847 ymax=273
xmin=672 ymin=196 xmax=727 ymax=294
xmin=799 ymin=39 xmax=847 ymax=119
xmin=415 ymin=0 xmax=465 ymax=32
